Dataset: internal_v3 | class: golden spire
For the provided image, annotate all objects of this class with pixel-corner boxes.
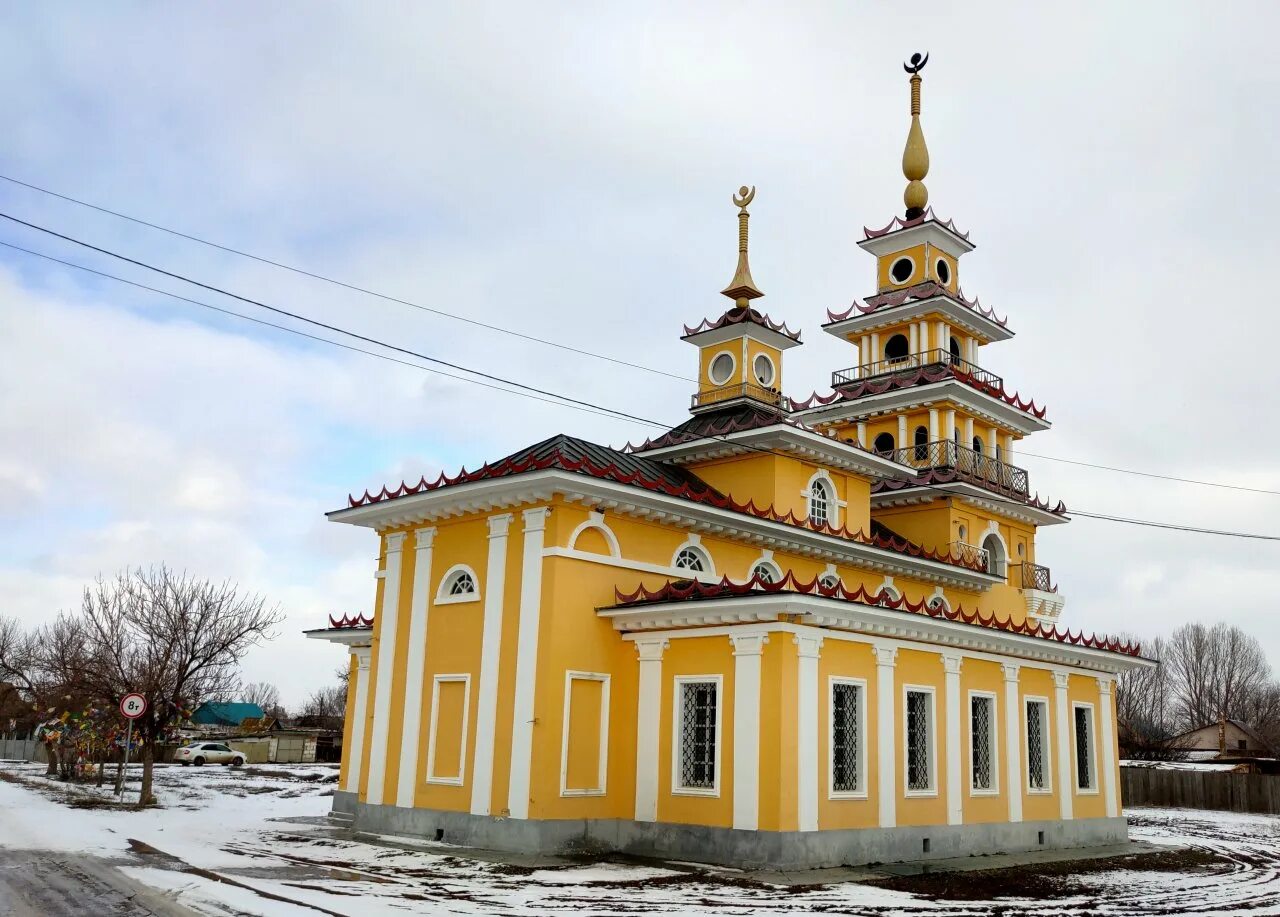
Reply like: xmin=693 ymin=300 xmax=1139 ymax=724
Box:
xmin=721 ymin=185 xmax=764 ymax=307
xmin=902 ymin=52 xmax=930 ymax=219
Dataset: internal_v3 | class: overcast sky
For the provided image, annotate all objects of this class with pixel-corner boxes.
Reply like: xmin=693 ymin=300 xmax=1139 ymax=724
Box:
xmin=2 ymin=4 xmax=1278 ymax=707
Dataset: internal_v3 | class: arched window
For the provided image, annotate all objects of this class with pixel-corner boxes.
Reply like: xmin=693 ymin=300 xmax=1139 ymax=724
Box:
xmin=913 ymin=425 xmax=929 ymax=461
xmin=949 ymin=336 xmax=962 ymax=365
xmin=885 ymin=334 xmax=909 ymax=364
xmin=750 ymin=560 xmax=781 ymax=584
xmin=981 ymin=533 xmax=1007 ymax=578
xmin=927 ymin=594 xmax=950 ymax=614
xmin=674 ymin=545 xmax=711 ymax=573
xmin=437 ymin=565 xmax=481 ymax=604
xmin=972 ymin=436 xmax=984 ymax=455
xmin=808 ymin=477 xmax=832 ymax=527
xmin=819 ymin=573 xmax=841 ymax=591
xmin=876 ymin=585 xmax=901 ymax=608
xmin=873 ymin=432 xmax=896 ymax=455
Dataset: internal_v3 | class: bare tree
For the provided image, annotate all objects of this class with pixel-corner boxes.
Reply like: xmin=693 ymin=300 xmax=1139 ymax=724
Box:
xmin=76 ymin=567 xmax=283 ymax=805
xmin=240 ymin=681 xmax=286 ymax=720
xmin=300 ymin=684 xmax=346 ymax=721
xmin=1164 ymin=622 xmax=1272 ymax=732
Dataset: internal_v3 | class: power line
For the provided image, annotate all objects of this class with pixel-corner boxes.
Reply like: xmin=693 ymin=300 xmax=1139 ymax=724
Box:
xmin=3 ymin=172 xmax=1274 ymax=502
xmin=0 ymin=172 xmax=692 ymax=383
xmin=4 ymin=214 xmax=1279 ymax=544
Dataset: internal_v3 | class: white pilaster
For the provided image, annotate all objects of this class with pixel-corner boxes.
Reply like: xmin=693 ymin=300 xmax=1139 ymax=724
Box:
xmin=396 ymin=526 xmax=437 ymax=808
xmin=919 ymin=319 xmax=930 ymax=352
xmin=730 ymin=633 xmax=767 ymax=831
xmin=897 ymin=415 xmax=908 ymax=451
xmin=1098 ymin=677 xmax=1119 ymax=818
xmin=870 ymin=332 xmax=881 ymax=366
xmin=943 ymin=654 xmax=963 ymax=826
xmin=795 ymin=634 xmax=823 ymax=832
xmin=944 ymin=409 xmax=956 ymax=442
xmin=988 ymin=426 xmax=1000 ymax=456
xmin=935 ymin=321 xmax=946 ymax=355
xmin=1002 ymin=663 xmax=1023 ymax=823
xmin=470 ymin=513 xmax=513 ymax=815
xmin=1053 ymin=672 xmax=1074 ymax=820
xmin=634 ymin=638 xmax=668 ymax=822
xmin=964 ymin=416 xmax=975 ymax=446
xmin=345 ymin=646 xmax=372 ymax=794
xmin=366 ymin=531 xmax=406 ymax=806
xmin=968 ymin=337 xmax=978 ymax=364
xmin=908 ymin=323 xmax=919 ymax=356
xmin=507 ymin=506 xmax=550 ymax=820
xmin=859 ymin=335 xmax=870 ymax=375
xmin=856 ymin=422 xmax=867 ymax=449
xmin=875 ymin=646 xmax=898 ymax=828
xmin=928 ymin=408 xmax=940 ymax=442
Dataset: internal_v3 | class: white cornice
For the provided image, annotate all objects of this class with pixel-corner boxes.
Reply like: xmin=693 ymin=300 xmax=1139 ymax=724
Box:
xmin=327 ymin=469 xmax=1002 ymax=590
xmin=855 ymin=222 xmax=977 ymax=259
xmin=791 ymin=377 xmax=1050 ymax=436
xmin=823 ymin=295 xmax=1013 ymax=345
xmin=303 ymin=627 xmax=372 ymax=647
xmin=869 ymin=485 xmax=1070 ymax=527
xmin=682 ymin=321 xmax=802 ymax=351
xmin=636 ymin=425 xmax=917 ymax=482
xmin=599 ymin=596 xmax=1153 ymax=675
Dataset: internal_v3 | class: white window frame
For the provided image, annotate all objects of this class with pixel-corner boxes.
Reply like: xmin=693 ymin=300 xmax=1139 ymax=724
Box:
xmin=752 ymin=352 xmax=776 ymax=387
xmin=435 ymin=564 xmax=481 ymax=605
xmin=819 ymin=573 xmax=841 ymax=590
xmin=1025 ymin=695 xmax=1053 ymax=794
xmin=801 ymin=470 xmax=845 ymax=529
xmin=967 ymin=690 xmax=999 ymax=796
xmin=888 ymin=255 xmax=916 ymax=287
xmin=671 ymin=540 xmax=715 ymax=577
xmin=902 ymin=684 xmax=938 ymax=797
xmin=425 ymin=673 xmax=472 ymax=786
xmin=559 ymin=671 xmax=611 ymax=797
xmin=828 ymin=676 xmax=868 ymax=799
xmin=707 ymin=350 xmax=736 ymax=385
xmin=1072 ymin=701 xmax=1099 ymax=795
xmin=671 ymin=675 xmax=723 ymax=797
xmin=748 ymin=556 xmax=782 ymax=584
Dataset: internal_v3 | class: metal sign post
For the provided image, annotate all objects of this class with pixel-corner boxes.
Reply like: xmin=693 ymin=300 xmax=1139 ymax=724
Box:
xmin=118 ymin=693 xmax=147 ymax=802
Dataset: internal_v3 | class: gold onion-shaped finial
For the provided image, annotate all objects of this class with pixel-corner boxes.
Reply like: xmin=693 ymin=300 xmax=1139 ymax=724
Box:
xmin=721 ymin=185 xmax=764 ymax=307
xmin=902 ymin=52 xmax=930 ymax=219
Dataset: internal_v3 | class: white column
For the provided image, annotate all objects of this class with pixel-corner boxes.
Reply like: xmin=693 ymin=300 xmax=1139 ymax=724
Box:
xmin=396 ymin=525 xmax=437 ymax=808
xmin=944 ymin=409 xmax=956 ymax=443
xmin=859 ymin=335 xmax=870 ymax=375
xmin=870 ymin=332 xmax=881 ymax=366
xmin=1002 ymin=663 xmax=1023 ymax=823
xmin=730 ymin=633 xmax=767 ymax=831
xmin=964 ymin=416 xmax=975 ymax=446
xmin=936 ymin=321 xmax=947 ymax=355
xmin=366 ymin=531 xmax=406 ymax=806
xmin=856 ymin=422 xmax=867 ymax=449
xmin=988 ymin=426 xmax=1000 ymax=456
xmin=875 ymin=646 xmax=898 ymax=828
xmin=795 ymin=634 xmax=823 ymax=832
xmin=1098 ymin=676 xmax=1119 ymax=818
xmin=344 ymin=646 xmax=372 ymax=794
xmin=908 ymin=323 xmax=919 ymax=356
xmin=470 ymin=513 xmax=513 ymax=815
xmin=507 ymin=506 xmax=550 ymax=820
xmin=1053 ymin=672 xmax=1074 ymax=820
xmin=918 ymin=319 xmax=930 ymax=352
xmin=928 ymin=408 xmax=940 ymax=443
xmin=897 ymin=415 xmax=908 ymax=450
xmin=943 ymin=654 xmax=963 ymax=826
xmin=634 ymin=638 xmax=668 ymax=822
xmin=968 ymin=337 xmax=978 ymax=365
xmin=1004 ymin=434 xmax=1015 ymax=462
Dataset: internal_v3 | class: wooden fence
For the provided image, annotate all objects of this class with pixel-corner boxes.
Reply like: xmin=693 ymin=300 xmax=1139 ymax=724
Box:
xmin=1122 ymin=766 xmax=1280 ymax=815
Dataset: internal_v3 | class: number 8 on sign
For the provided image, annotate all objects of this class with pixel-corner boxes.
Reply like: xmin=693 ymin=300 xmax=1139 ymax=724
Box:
xmin=120 ymin=693 xmax=147 ymax=719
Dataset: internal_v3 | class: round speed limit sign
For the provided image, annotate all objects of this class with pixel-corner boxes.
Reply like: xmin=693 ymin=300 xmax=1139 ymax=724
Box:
xmin=119 ymin=693 xmax=148 ymax=719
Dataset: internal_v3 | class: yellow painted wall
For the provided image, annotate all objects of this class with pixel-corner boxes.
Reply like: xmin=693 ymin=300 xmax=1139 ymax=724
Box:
xmin=895 ymin=649 xmax=947 ymax=827
xmin=877 ymin=243 xmax=928 ymax=291
xmin=339 ymin=652 xmax=358 ymax=789
xmin=960 ymin=659 xmax=1007 ymax=824
xmin=1068 ymin=674 xmax=1107 ymax=820
xmin=357 ymin=547 xmax=387 ymax=800
xmin=564 ymin=675 xmax=606 ymax=792
xmin=430 ymin=679 xmax=468 ymax=780
xmin=816 ymin=639 xmax=879 ymax=830
xmin=1020 ymin=667 xmax=1058 ymax=822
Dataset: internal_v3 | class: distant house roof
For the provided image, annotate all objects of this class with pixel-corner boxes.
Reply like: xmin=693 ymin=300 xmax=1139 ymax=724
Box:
xmin=1173 ymin=719 xmax=1276 ymax=754
xmin=190 ymin=702 xmax=266 ymax=727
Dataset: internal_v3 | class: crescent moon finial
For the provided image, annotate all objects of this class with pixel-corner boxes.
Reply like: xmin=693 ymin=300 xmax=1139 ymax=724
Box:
xmin=903 ymin=51 xmax=929 ymax=74
xmin=733 ymin=185 xmax=756 ymax=210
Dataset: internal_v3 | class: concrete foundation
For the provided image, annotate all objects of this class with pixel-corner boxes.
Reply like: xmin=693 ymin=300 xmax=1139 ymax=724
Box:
xmin=343 ymin=798 xmax=1129 ymax=870
xmin=332 ymin=790 xmax=357 ymax=816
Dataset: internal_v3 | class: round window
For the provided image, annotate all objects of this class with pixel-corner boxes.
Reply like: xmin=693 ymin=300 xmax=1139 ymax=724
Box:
xmin=889 ymin=257 xmax=914 ymax=284
xmin=935 ymin=258 xmax=951 ymax=285
xmin=709 ymin=352 xmax=735 ymax=385
xmin=753 ymin=353 xmax=775 ymax=387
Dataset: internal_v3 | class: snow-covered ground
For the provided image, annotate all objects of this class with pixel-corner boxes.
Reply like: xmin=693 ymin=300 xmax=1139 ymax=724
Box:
xmin=2 ymin=760 xmax=1279 ymax=915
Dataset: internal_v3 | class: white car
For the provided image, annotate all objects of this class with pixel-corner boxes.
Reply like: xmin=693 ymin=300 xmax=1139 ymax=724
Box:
xmin=174 ymin=741 xmax=245 ymax=767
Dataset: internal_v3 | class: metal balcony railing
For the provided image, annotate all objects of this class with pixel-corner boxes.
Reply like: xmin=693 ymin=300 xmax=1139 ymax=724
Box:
xmin=947 ymin=541 xmax=990 ymax=569
xmin=832 ymin=348 xmax=1003 ymax=390
xmin=1010 ymin=562 xmax=1056 ymax=593
xmin=884 ymin=439 xmax=1030 ymax=499
xmin=691 ymin=382 xmax=783 ymax=410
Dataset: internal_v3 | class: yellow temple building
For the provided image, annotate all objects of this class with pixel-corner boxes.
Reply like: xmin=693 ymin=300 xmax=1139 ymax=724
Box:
xmin=307 ymin=56 xmax=1153 ymax=869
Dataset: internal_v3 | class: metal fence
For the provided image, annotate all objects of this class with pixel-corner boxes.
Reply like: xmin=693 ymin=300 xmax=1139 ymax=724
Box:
xmin=1121 ymin=766 xmax=1280 ymax=815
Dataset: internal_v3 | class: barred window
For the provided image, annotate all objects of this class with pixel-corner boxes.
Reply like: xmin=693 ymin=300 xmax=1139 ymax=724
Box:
xmin=1026 ymin=699 xmax=1050 ymax=791
xmin=831 ymin=681 xmax=862 ymax=794
xmin=677 ymin=681 xmax=718 ymax=791
xmin=970 ymin=694 xmax=996 ymax=792
xmin=905 ymin=689 xmax=934 ymax=792
xmin=1074 ymin=705 xmax=1096 ymax=791
xmin=808 ymin=479 xmax=831 ymax=527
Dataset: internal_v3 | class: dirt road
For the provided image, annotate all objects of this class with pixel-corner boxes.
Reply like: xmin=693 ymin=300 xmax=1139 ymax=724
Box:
xmin=0 ymin=848 xmax=194 ymax=917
